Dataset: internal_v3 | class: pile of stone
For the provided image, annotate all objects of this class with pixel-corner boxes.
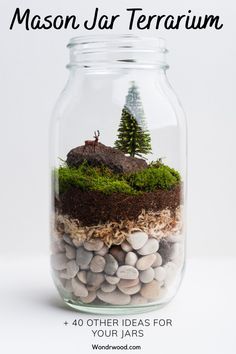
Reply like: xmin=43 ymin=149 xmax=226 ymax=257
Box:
xmin=51 ymin=230 xmax=183 ymax=306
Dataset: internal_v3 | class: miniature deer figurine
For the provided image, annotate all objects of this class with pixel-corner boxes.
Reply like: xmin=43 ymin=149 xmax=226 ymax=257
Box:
xmin=84 ymin=130 xmax=100 ymax=152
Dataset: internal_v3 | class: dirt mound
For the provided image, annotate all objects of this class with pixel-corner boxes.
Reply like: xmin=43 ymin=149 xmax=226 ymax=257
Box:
xmin=66 ymin=143 xmax=147 ymax=174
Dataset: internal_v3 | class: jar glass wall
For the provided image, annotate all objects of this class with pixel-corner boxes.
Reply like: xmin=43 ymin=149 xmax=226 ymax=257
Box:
xmin=50 ymin=35 xmax=186 ymax=314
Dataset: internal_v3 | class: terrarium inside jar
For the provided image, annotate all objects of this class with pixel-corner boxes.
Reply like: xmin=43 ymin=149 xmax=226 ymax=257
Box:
xmin=50 ymin=35 xmax=186 ymax=314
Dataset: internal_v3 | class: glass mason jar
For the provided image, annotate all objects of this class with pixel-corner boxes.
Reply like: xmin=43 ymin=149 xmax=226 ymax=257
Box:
xmin=50 ymin=35 xmax=186 ymax=314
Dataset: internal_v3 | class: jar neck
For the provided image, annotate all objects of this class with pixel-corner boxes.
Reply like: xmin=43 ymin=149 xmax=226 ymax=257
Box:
xmin=67 ymin=35 xmax=169 ymax=71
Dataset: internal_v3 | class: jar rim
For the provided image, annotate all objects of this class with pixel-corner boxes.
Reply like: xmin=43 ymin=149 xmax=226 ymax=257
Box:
xmin=67 ymin=34 xmax=167 ymax=52
xmin=67 ymin=34 xmax=169 ymax=70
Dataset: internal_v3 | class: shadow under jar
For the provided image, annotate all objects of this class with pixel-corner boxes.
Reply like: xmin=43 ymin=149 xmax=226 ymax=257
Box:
xmin=50 ymin=35 xmax=187 ymax=314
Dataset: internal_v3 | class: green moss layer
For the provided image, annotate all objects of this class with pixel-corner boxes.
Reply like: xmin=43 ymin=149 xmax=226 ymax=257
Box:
xmin=56 ymin=161 xmax=181 ymax=195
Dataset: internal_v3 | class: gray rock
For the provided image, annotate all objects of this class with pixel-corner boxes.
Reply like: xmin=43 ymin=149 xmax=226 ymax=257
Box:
xmin=51 ymin=239 xmax=65 ymax=254
xmin=80 ymin=264 xmax=90 ymax=270
xmin=140 ymin=280 xmax=161 ymax=300
xmin=138 ymin=238 xmax=159 ymax=255
xmin=76 ymin=247 xmax=93 ymax=267
xmin=80 ymin=291 xmax=96 ymax=304
xmin=131 ymin=294 xmax=147 ymax=305
xmin=139 ymin=268 xmax=155 ymax=283
xmin=152 ymin=253 xmax=162 ymax=267
xmin=66 ymin=260 xmax=79 ymax=278
xmin=127 ymin=231 xmax=148 ymax=250
xmin=77 ymin=271 xmax=87 ymax=284
xmin=110 ymin=246 xmax=125 ymax=264
xmin=136 ymin=254 xmax=156 ymax=271
xmin=104 ymin=254 xmax=118 ymax=275
xmin=72 ymin=277 xmax=88 ymax=297
xmin=65 ymin=244 xmax=76 ymax=260
xmin=154 ymin=266 xmax=166 ymax=282
xmin=63 ymin=235 xmax=74 ymax=245
xmin=51 ymin=253 xmax=68 ymax=271
xmin=90 ymin=255 xmax=106 ymax=273
xmin=97 ymin=289 xmax=131 ymax=305
xmin=86 ymin=271 xmax=105 ymax=289
xmin=121 ymin=241 xmax=133 ymax=252
xmin=96 ymin=245 xmax=109 ymax=256
xmin=105 ymin=275 xmax=120 ymax=285
xmin=84 ymin=239 xmax=104 ymax=252
xmin=66 ymin=143 xmax=147 ymax=174
xmin=118 ymin=282 xmax=141 ymax=295
xmin=117 ymin=265 xmax=139 ymax=280
xmin=101 ymin=282 xmax=116 ymax=293
xmin=158 ymin=239 xmax=173 ymax=264
xmin=125 ymin=252 xmax=138 ymax=266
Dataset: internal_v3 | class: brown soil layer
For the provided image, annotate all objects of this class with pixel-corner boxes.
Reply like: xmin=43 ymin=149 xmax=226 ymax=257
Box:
xmin=56 ymin=185 xmax=182 ymax=227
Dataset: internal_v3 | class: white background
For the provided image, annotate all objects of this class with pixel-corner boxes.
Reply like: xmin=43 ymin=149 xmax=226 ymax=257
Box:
xmin=0 ymin=1 xmax=235 ymax=353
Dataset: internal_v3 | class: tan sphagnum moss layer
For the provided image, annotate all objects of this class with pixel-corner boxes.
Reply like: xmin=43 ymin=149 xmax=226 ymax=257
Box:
xmin=54 ymin=206 xmax=183 ymax=247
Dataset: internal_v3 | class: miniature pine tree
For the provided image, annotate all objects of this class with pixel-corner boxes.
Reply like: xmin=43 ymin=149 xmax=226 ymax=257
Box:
xmin=125 ymin=82 xmax=146 ymax=127
xmin=114 ymin=82 xmax=152 ymax=157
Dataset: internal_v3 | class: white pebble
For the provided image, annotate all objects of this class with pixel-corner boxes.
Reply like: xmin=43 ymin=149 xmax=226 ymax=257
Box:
xmin=77 ymin=271 xmax=87 ymax=284
xmin=90 ymin=255 xmax=106 ymax=273
xmin=121 ymin=241 xmax=133 ymax=252
xmin=136 ymin=254 xmax=156 ymax=271
xmin=118 ymin=282 xmax=141 ymax=295
xmin=101 ymin=283 xmax=116 ymax=293
xmin=140 ymin=280 xmax=161 ymax=300
xmin=127 ymin=231 xmax=148 ymax=250
xmin=125 ymin=252 xmax=138 ymax=266
xmin=139 ymin=268 xmax=155 ymax=283
xmin=72 ymin=278 xmax=88 ymax=297
xmin=152 ymin=253 xmax=162 ymax=267
xmin=80 ymin=291 xmax=96 ymax=304
xmin=117 ymin=265 xmax=139 ymax=280
xmin=51 ymin=239 xmax=65 ymax=254
xmin=154 ymin=266 xmax=166 ymax=282
xmin=138 ymin=238 xmax=159 ymax=255
xmin=84 ymin=239 xmax=104 ymax=251
xmin=97 ymin=289 xmax=131 ymax=305
xmin=131 ymin=294 xmax=147 ymax=305
xmin=118 ymin=278 xmax=139 ymax=288
xmin=95 ymin=245 xmax=109 ymax=256
xmin=105 ymin=275 xmax=120 ymax=285
xmin=66 ymin=260 xmax=79 ymax=278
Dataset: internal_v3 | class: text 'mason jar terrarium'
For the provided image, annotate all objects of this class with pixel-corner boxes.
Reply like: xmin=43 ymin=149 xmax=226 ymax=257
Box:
xmin=50 ymin=35 xmax=187 ymax=314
